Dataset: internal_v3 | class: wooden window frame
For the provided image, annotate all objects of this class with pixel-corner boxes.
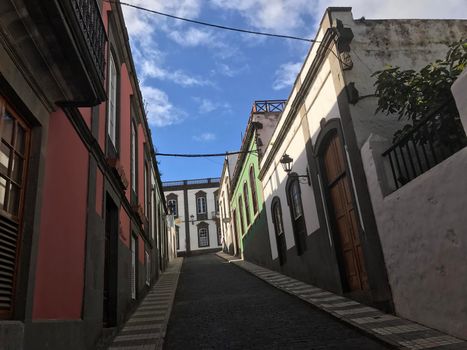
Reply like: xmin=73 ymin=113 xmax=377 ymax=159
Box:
xmin=107 ymin=51 xmax=118 ymax=149
xmin=243 ymin=182 xmax=251 ymax=227
xmin=195 ymin=190 xmax=207 ymax=220
xmin=237 ymin=196 xmax=245 ymax=236
xmin=286 ymin=176 xmax=307 ymax=255
xmin=249 ymin=166 xmax=258 ymax=215
xmin=0 ymin=97 xmax=31 ymax=319
xmin=271 ymin=196 xmax=286 ymax=265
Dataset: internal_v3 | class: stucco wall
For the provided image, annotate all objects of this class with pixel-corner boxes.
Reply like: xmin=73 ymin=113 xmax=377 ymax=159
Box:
xmin=33 ymin=111 xmax=89 ymax=319
xmin=219 ymin=169 xmax=236 ymax=254
xmin=262 ymin=58 xmax=334 ymax=260
xmin=336 ymin=13 xmax=467 ymax=149
xmin=164 ymin=189 xmax=186 ymax=252
xmin=362 ymin=136 xmax=467 ymax=339
xmin=187 ymin=187 xmax=220 ymax=251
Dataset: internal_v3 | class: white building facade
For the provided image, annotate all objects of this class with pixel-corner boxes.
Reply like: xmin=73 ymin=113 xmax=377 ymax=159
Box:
xmin=219 ymin=154 xmax=240 ymax=256
xmin=255 ymin=7 xmax=466 ymax=340
xmin=163 ymin=178 xmax=222 ymax=255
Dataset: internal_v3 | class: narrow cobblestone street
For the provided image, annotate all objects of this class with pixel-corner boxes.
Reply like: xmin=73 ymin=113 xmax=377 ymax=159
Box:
xmin=163 ymin=254 xmax=390 ymax=350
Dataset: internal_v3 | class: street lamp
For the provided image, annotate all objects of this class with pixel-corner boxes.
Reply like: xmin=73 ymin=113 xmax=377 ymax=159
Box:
xmin=279 ymin=153 xmax=311 ymax=186
xmin=190 ymin=214 xmax=195 ymax=225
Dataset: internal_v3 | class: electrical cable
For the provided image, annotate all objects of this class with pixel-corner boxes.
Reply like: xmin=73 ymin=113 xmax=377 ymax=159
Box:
xmin=155 ymin=150 xmax=257 ymax=158
xmin=104 ymin=0 xmax=318 ymax=43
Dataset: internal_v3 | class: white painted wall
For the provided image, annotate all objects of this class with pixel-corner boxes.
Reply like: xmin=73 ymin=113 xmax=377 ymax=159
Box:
xmin=164 ymin=189 xmax=186 ymax=252
xmin=187 ymin=187 xmax=220 ymax=251
xmin=362 ymin=136 xmax=467 ymax=340
xmin=164 ymin=183 xmax=221 ymax=253
xmin=219 ymin=166 xmax=236 ymax=254
xmin=261 ymin=54 xmax=337 ymax=260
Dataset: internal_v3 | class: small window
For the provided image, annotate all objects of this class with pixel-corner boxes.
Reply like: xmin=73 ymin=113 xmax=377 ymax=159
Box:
xmin=197 ymin=196 xmax=207 ymax=214
xmin=249 ymin=166 xmax=258 ymax=214
xmin=168 ymin=199 xmax=177 ymax=216
xmin=107 ymin=53 xmax=117 ymax=146
xmin=198 ymin=227 xmax=209 ymax=247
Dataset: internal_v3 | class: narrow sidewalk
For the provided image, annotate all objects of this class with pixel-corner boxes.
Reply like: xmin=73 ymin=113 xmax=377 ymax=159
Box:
xmin=217 ymin=252 xmax=467 ymax=350
xmin=107 ymin=257 xmax=183 ymax=350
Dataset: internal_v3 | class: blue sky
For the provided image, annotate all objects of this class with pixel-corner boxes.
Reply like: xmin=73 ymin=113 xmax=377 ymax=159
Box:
xmin=121 ymin=0 xmax=465 ymax=182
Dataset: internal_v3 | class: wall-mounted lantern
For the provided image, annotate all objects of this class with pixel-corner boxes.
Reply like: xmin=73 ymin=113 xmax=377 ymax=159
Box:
xmin=280 ymin=153 xmax=311 ymax=186
xmin=190 ymin=214 xmax=195 ymax=225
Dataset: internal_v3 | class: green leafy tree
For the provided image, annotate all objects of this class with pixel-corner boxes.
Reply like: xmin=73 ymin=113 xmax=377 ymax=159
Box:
xmin=372 ymin=40 xmax=467 ymax=145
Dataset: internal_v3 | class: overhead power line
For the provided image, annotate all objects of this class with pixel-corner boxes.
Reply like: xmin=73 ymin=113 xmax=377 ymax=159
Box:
xmin=104 ymin=0 xmax=318 ymax=43
xmin=155 ymin=151 xmax=256 ymax=158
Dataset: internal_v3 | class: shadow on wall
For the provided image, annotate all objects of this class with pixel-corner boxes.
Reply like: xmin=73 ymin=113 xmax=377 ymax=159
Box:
xmin=242 ymin=207 xmax=273 ymax=269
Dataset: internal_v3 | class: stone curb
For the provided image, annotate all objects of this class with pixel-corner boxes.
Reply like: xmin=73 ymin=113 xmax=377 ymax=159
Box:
xmin=155 ymin=258 xmax=183 ymax=350
xmin=107 ymin=257 xmax=183 ymax=350
xmin=216 ymin=252 xmax=467 ymax=350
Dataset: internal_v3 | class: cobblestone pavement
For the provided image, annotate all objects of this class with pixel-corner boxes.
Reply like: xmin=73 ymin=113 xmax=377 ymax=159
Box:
xmin=163 ymin=254 xmax=391 ymax=350
xmin=217 ymin=252 xmax=467 ymax=350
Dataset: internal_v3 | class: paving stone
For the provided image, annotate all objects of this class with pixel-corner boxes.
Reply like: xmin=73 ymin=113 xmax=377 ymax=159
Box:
xmin=163 ymin=254 xmax=389 ymax=350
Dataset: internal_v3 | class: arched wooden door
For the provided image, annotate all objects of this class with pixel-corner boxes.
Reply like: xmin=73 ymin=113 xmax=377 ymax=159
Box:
xmin=322 ymin=133 xmax=369 ymax=292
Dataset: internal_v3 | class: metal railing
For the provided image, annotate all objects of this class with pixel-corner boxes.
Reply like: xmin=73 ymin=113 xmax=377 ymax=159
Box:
xmin=382 ymin=106 xmax=467 ymax=189
xmin=252 ymin=100 xmax=286 ymax=113
xmin=71 ymin=0 xmax=106 ymax=81
xmin=163 ymin=177 xmax=221 ymax=188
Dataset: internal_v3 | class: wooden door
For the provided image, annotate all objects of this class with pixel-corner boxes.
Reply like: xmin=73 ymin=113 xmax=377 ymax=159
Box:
xmin=0 ymin=101 xmax=30 ymax=319
xmin=322 ymin=133 xmax=369 ymax=292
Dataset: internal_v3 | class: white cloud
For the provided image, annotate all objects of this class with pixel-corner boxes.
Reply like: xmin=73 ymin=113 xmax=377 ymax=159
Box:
xmin=209 ymin=0 xmax=466 ymax=38
xmin=168 ymin=27 xmax=214 ymax=47
xmin=194 ymin=97 xmax=232 ymax=114
xmin=214 ymin=62 xmax=249 ymax=77
xmin=140 ymin=85 xmax=185 ymax=127
xmin=272 ymin=62 xmax=301 ymax=90
xmin=209 ymin=0 xmax=315 ymax=35
xmin=141 ymin=61 xmax=211 ymax=87
xmin=193 ymin=132 xmax=217 ymax=142
xmin=316 ymin=0 xmax=466 ymax=20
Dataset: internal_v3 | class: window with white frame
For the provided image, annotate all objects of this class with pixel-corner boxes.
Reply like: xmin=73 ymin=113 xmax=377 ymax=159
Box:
xmin=107 ymin=53 xmax=117 ymax=146
xmin=196 ymin=196 xmax=207 ymax=214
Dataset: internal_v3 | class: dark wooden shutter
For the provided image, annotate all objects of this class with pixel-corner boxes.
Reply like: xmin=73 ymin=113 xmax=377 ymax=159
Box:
xmin=0 ymin=214 xmax=19 ymax=318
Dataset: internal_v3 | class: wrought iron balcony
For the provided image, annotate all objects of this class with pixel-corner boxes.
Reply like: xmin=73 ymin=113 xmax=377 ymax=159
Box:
xmin=70 ymin=0 xmax=107 ymax=82
xmin=252 ymin=100 xmax=287 ymax=114
xmin=0 ymin=0 xmax=107 ymax=106
xmin=382 ymin=105 xmax=467 ymax=189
